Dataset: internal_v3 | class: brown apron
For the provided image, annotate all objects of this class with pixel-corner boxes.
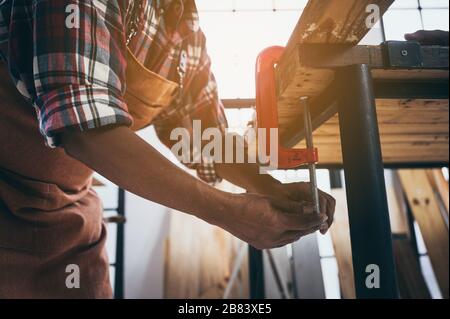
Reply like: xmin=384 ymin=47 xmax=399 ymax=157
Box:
xmin=0 ymin=49 xmax=178 ymax=298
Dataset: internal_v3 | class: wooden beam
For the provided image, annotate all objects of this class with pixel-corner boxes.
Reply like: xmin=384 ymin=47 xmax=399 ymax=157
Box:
xmin=281 ymin=0 xmax=394 ymax=55
xmin=277 ymin=0 xmax=395 ymax=113
xmin=398 ymin=170 xmax=449 ymax=299
xmin=277 ymin=45 xmax=448 ymax=104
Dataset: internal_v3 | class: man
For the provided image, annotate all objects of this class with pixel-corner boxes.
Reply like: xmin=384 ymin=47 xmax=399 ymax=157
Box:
xmin=0 ymin=0 xmax=335 ymax=298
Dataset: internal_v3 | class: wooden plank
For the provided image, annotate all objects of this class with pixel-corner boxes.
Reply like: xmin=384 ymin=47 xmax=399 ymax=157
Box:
xmin=311 ymin=141 xmax=449 ymax=165
xmin=276 ymin=0 xmax=394 ymax=125
xmin=330 ymin=176 xmax=431 ymax=299
xmin=277 ymin=45 xmax=448 ymax=100
xmin=329 ymin=189 xmax=356 ymax=299
xmin=387 ymin=173 xmax=430 ymax=299
xmin=279 ymin=45 xmax=448 ymax=71
xmin=393 ymin=237 xmax=431 ymax=299
xmin=387 ymin=173 xmax=410 ymax=235
xmin=281 ymin=0 xmax=394 ymax=56
xmin=426 ymin=169 xmax=450 ymax=216
xmin=398 ymin=170 xmax=449 ymax=299
xmin=286 ymin=99 xmax=449 ymax=165
xmin=164 ymin=211 xmax=241 ymax=299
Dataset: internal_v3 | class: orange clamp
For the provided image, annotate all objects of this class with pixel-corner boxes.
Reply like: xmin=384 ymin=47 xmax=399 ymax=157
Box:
xmin=255 ymin=46 xmax=318 ymax=169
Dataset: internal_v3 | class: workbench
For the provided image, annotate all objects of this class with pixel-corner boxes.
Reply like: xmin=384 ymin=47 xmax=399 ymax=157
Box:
xmin=278 ymin=41 xmax=448 ymax=300
xmin=225 ymin=0 xmax=449 ymax=299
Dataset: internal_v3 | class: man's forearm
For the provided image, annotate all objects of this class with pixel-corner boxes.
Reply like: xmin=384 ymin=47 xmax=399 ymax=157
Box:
xmin=215 ymin=161 xmax=281 ymax=194
xmin=59 ymin=126 xmax=333 ymax=249
xmin=214 ymin=134 xmax=281 ymax=195
xmin=61 ymin=126 xmax=229 ymax=224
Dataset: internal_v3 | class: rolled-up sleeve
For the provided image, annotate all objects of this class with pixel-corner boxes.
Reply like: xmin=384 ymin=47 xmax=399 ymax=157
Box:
xmin=32 ymin=0 xmax=132 ymax=147
xmin=154 ymin=29 xmax=227 ymax=184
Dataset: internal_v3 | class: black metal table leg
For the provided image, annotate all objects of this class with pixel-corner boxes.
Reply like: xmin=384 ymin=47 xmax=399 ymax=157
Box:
xmin=336 ymin=64 xmax=399 ymax=299
xmin=248 ymin=246 xmax=265 ymax=299
xmin=114 ymin=188 xmax=126 ymax=299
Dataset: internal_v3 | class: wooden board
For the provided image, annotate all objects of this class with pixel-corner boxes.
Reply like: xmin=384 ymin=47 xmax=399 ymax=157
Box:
xmin=393 ymin=237 xmax=431 ymax=299
xmin=281 ymin=0 xmax=394 ymax=58
xmin=277 ymin=0 xmax=395 ymax=125
xmin=388 ymin=173 xmax=431 ymax=299
xmin=277 ymin=44 xmax=449 ymax=114
xmin=426 ymin=169 xmax=450 ymax=216
xmin=289 ymin=99 xmax=449 ymax=165
xmin=330 ymin=173 xmax=434 ymax=299
xmin=164 ymin=210 xmax=248 ymax=299
xmin=387 ymin=173 xmax=410 ymax=236
xmin=329 ymin=189 xmax=356 ymax=299
xmin=398 ymin=170 xmax=449 ymax=299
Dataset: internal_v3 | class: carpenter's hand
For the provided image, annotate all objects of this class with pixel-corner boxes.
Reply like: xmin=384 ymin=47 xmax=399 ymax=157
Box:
xmin=270 ymin=182 xmax=336 ymax=234
xmin=405 ymin=30 xmax=449 ymax=46
xmin=219 ymin=193 xmax=328 ymax=250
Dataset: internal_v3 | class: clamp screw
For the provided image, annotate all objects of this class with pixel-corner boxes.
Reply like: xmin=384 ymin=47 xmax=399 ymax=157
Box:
xmin=401 ymin=49 xmax=408 ymax=57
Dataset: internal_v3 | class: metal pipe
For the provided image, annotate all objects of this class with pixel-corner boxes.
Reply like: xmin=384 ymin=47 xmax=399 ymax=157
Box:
xmin=301 ymin=97 xmax=320 ymax=215
xmin=249 ymin=246 xmax=265 ymax=299
xmin=336 ymin=64 xmax=399 ymax=299
xmin=114 ymin=188 xmax=126 ymax=299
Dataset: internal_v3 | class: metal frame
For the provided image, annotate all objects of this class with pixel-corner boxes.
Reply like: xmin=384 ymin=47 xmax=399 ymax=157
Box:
xmin=114 ymin=188 xmax=126 ymax=299
xmin=249 ymin=246 xmax=265 ymax=299
xmin=103 ymin=188 xmax=126 ymax=298
xmin=336 ymin=64 xmax=399 ymax=298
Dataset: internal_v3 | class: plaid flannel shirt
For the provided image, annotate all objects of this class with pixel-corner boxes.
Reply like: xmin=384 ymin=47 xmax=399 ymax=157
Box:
xmin=0 ymin=0 xmax=227 ymax=183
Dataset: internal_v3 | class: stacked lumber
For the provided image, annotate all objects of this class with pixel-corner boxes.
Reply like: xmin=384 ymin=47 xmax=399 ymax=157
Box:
xmin=330 ymin=172 xmax=433 ymax=299
xmin=388 ymin=173 xmax=430 ymax=299
xmin=398 ymin=170 xmax=449 ymax=299
xmin=329 ymin=188 xmax=356 ymax=299
xmin=393 ymin=238 xmax=431 ymax=299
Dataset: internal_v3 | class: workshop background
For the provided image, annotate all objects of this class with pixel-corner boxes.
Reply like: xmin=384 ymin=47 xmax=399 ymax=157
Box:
xmin=94 ymin=0 xmax=449 ymax=299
